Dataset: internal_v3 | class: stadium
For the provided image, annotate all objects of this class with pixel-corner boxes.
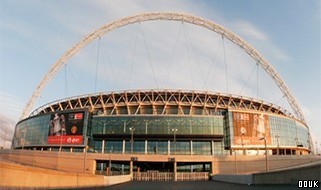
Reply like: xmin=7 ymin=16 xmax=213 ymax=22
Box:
xmin=9 ymin=12 xmax=314 ymax=181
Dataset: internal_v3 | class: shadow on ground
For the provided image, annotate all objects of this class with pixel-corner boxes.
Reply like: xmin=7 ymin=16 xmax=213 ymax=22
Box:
xmin=71 ymin=181 xmax=299 ymax=190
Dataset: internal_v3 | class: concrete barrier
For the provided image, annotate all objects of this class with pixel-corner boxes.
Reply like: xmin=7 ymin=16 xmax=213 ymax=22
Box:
xmin=212 ymin=161 xmax=321 ymax=185
xmin=252 ymin=162 xmax=321 ymax=185
xmin=0 ymin=161 xmax=131 ymax=189
xmin=212 ymin=174 xmax=253 ymax=184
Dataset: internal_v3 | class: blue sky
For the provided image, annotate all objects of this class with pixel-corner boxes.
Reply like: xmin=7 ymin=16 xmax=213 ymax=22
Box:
xmin=0 ymin=0 xmax=320 ymax=150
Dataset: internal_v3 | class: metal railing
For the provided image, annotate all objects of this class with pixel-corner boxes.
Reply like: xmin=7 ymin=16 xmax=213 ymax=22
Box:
xmin=133 ymin=172 xmax=173 ymax=181
xmin=95 ymin=170 xmax=130 ymax=176
xmin=177 ymin=172 xmax=209 ymax=181
xmin=133 ymin=172 xmax=209 ymax=181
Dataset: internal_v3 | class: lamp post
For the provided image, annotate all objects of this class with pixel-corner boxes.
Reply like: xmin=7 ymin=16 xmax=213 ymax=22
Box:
xmin=275 ymin=135 xmax=280 ymax=155
xmin=259 ymin=137 xmax=269 ymax=172
xmin=22 ymin=129 xmax=26 ymax=150
xmin=60 ymin=133 xmax=63 ymax=152
xmin=241 ymin=132 xmax=245 ymax=155
xmin=234 ymin=149 xmax=238 ymax=174
xmin=129 ymin=127 xmax=135 ymax=154
xmin=294 ymin=137 xmax=299 ymax=155
xmin=2 ymin=128 xmax=7 ymax=149
xmin=172 ymin=128 xmax=178 ymax=155
xmin=109 ymin=148 xmax=112 ymax=176
xmin=83 ymin=137 xmax=88 ymax=174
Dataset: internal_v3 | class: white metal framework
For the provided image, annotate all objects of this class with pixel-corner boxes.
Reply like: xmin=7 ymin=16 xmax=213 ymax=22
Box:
xmin=20 ymin=12 xmax=306 ymax=124
xmin=30 ymin=90 xmax=293 ymax=119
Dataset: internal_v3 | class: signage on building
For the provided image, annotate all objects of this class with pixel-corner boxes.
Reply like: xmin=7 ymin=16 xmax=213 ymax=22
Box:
xmin=232 ymin=112 xmax=271 ymax=146
xmin=47 ymin=111 xmax=86 ymax=145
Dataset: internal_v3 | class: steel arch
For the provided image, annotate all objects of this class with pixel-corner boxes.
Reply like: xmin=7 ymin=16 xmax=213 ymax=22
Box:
xmin=20 ymin=12 xmax=306 ymax=123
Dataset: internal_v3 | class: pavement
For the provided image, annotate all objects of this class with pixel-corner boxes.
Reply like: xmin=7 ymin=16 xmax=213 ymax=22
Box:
xmin=75 ymin=181 xmax=300 ymax=190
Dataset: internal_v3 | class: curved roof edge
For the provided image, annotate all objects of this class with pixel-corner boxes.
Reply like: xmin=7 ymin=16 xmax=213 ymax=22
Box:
xmin=29 ymin=89 xmax=297 ymax=121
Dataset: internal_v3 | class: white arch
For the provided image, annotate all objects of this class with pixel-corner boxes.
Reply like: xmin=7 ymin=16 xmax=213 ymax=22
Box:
xmin=20 ymin=12 xmax=306 ymax=123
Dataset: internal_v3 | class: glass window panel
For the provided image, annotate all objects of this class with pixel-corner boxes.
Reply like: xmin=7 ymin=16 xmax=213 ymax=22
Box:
xmin=193 ymin=141 xmax=212 ymax=155
xmin=124 ymin=140 xmax=145 ymax=154
xmin=170 ymin=141 xmax=190 ymax=155
xmin=147 ymin=141 xmax=168 ymax=155
xmin=105 ymin=140 xmax=123 ymax=154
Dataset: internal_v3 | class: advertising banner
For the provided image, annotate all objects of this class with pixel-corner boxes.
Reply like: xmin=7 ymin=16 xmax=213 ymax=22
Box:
xmin=48 ymin=111 xmax=85 ymax=145
xmin=232 ymin=112 xmax=271 ymax=146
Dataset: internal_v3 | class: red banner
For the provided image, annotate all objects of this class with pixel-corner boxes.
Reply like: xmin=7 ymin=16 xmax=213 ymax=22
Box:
xmin=48 ymin=135 xmax=83 ymax=145
xmin=233 ymin=112 xmax=271 ymax=146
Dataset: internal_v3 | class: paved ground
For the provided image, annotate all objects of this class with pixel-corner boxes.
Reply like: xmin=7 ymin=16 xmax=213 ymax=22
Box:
xmin=77 ymin=181 xmax=298 ymax=190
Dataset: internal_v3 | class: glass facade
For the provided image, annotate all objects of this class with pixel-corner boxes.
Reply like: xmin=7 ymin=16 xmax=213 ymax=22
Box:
xmin=227 ymin=111 xmax=310 ymax=152
xmin=12 ymin=115 xmax=51 ymax=148
xmin=269 ymin=116 xmax=309 ymax=148
xmin=12 ymin=108 xmax=310 ymax=156
xmin=12 ymin=110 xmax=88 ymax=149
xmin=193 ymin=141 xmax=212 ymax=155
xmin=91 ymin=115 xmax=224 ymax=136
xmin=147 ymin=141 xmax=168 ymax=155
xmin=105 ymin=140 xmax=123 ymax=154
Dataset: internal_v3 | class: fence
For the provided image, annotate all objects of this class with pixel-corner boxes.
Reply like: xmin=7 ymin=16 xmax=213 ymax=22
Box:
xmin=133 ymin=172 xmax=173 ymax=181
xmin=177 ymin=172 xmax=209 ymax=181
xmin=133 ymin=172 xmax=209 ymax=181
xmin=95 ymin=170 xmax=130 ymax=176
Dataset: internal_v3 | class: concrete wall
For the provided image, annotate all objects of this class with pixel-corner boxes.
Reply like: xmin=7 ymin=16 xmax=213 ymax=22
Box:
xmin=212 ymin=161 xmax=321 ymax=185
xmin=0 ymin=149 xmax=96 ymax=174
xmin=1 ymin=149 xmax=320 ymax=175
xmin=212 ymin=174 xmax=253 ymax=184
xmin=252 ymin=162 xmax=321 ymax=184
xmin=0 ymin=161 xmax=132 ymax=188
xmin=213 ymin=155 xmax=321 ymax=174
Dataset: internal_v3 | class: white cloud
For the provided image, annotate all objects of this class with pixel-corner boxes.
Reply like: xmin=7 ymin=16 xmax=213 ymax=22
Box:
xmin=229 ymin=20 xmax=290 ymax=62
xmin=3 ymin=1 xmax=315 ymax=148
xmin=0 ymin=113 xmax=16 ymax=148
xmin=232 ymin=20 xmax=269 ymax=41
xmin=0 ymin=92 xmax=24 ymax=121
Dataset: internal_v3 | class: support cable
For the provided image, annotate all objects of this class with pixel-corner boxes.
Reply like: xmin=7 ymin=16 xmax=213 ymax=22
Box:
xmin=115 ymin=28 xmax=140 ymax=89
xmin=257 ymin=62 xmax=259 ymax=98
xmin=94 ymin=36 xmax=101 ymax=92
xmin=183 ymin=23 xmax=194 ymax=89
xmin=139 ymin=23 xmax=159 ymax=89
xmin=185 ymin=23 xmax=205 ymax=89
xmin=163 ymin=22 xmax=183 ymax=88
xmin=239 ymin=62 xmax=259 ymax=95
xmin=66 ymin=64 xmax=84 ymax=95
xmin=101 ymin=41 xmax=118 ymax=90
xmin=204 ymin=38 xmax=222 ymax=90
xmin=64 ymin=64 xmax=69 ymax=97
xmin=222 ymin=36 xmax=229 ymax=93
xmin=129 ymin=32 xmax=139 ymax=89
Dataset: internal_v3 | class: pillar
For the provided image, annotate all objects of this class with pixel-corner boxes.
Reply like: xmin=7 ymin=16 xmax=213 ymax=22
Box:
xmin=145 ymin=140 xmax=147 ymax=155
xmin=130 ymin=160 xmax=133 ymax=174
xmin=173 ymin=161 xmax=177 ymax=181
xmin=211 ymin=161 xmax=215 ymax=174
xmin=122 ymin=140 xmax=125 ymax=154
xmin=102 ymin=140 xmax=105 ymax=154
xmin=212 ymin=141 xmax=215 ymax=156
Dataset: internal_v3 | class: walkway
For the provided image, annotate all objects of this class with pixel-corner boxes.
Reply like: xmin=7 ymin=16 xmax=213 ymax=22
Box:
xmin=78 ymin=181 xmax=296 ymax=190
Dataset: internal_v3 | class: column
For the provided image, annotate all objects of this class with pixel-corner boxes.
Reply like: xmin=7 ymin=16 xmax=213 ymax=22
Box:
xmin=211 ymin=161 xmax=215 ymax=174
xmin=145 ymin=140 xmax=147 ymax=155
xmin=102 ymin=140 xmax=105 ymax=154
xmin=130 ymin=160 xmax=133 ymax=174
xmin=122 ymin=140 xmax=125 ymax=154
xmin=173 ymin=161 xmax=177 ymax=181
xmin=212 ymin=141 xmax=215 ymax=156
